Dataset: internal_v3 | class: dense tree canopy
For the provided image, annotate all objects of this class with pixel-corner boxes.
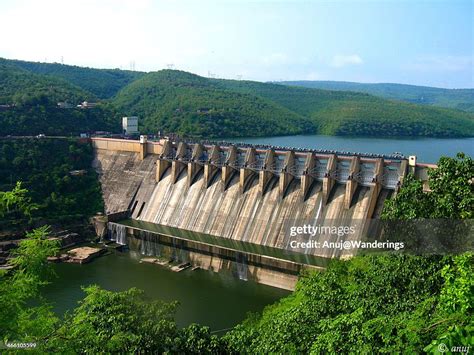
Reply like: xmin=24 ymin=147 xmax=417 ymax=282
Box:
xmin=382 ymin=153 xmax=474 ymax=219
xmin=43 ymin=286 xmax=222 ymax=353
xmin=0 ymin=139 xmax=104 ymax=229
xmin=115 ymin=70 xmax=474 ymax=138
xmin=0 ymin=62 xmax=120 ymax=136
xmin=218 ymin=78 xmax=474 ymax=137
xmin=223 ymin=254 xmax=472 ymax=353
xmin=114 ymin=70 xmax=314 ymax=138
xmin=2 ymin=58 xmax=145 ymax=99
xmin=0 ymin=226 xmax=60 ymax=344
xmin=281 ymin=80 xmax=474 ymax=113
xmin=0 ymin=62 xmax=92 ymax=104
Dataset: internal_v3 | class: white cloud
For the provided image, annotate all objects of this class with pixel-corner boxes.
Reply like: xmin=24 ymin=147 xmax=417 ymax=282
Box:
xmin=330 ymin=54 xmax=363 ymax=68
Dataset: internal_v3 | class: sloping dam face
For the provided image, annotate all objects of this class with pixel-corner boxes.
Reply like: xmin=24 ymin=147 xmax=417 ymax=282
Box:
xmin=93 ymin=141 xmax=400 ymax=289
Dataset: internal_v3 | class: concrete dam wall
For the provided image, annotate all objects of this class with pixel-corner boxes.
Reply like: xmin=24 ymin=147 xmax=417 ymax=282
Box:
xmin=92 ymin=137 xmax=432 ymax=289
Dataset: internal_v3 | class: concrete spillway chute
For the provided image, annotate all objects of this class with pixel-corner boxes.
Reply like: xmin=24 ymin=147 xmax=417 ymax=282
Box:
xmin=156 ymin=140 xmax=173 ymax=182
xmin=259 ymin=149 xmax=276 ymax=196
xmin=279 ymin=150 xmax=296 ymax=198
xmin=240 ymin=147 xmax=257 ymax=193
xmin=366 ymin=158 xmax=384 ymax=219
xmin=172 ymin=142 xmax=188 ymax=183
xmin=222 ymin=145 xmax=238 ymax=191
xmin=188 ymin=143 xmax=204 ymax=186
xmin=301 ymin=153 xmax=316 ymax=201
xmin=204 ymin=145 xmax=221 ymax=188
xmin=322 ymin=154 xmax=337 ymax=205
xmin=344 ymin=156 xmax=361 ymax=209
xmin=394 ymin=160 xmax=408 ymax=195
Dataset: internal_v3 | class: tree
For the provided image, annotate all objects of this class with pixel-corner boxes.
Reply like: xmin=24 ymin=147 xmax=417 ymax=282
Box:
xmin=424 ymin=252 xmax=474 ymax=353
xmin=0 ymin=226 xmax=59 ymax=343
xmin=0 ymin=181 xmax=37 ymax=219
xmin=382 ymin=153 xmax=473 ymax=219
xmin=44 ymin=286 xmax=179 ymax=353
xmin=43 ymin=286 xmax=223 ymax=353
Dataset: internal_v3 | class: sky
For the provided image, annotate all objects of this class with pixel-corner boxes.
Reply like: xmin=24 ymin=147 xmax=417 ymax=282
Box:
xmin=0 ymin=0 xmax=472 ymax=88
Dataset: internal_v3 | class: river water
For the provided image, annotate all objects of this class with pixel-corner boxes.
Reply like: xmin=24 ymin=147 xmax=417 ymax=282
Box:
xmin=226 ymin=135 xmax=474 ymax=163
xmin=42 ymin=251 xmax=289 ymax=330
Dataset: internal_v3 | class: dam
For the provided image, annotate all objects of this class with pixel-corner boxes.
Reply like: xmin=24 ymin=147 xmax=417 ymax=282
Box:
xmin=92 ymin=136 xmax=434 ymax=290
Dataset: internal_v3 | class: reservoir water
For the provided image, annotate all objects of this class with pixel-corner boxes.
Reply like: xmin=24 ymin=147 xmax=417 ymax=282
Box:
xmin=226 ymin=135 xmax=474 ymax=163
xmin=42 ymin=251 xmax=289 ymax=330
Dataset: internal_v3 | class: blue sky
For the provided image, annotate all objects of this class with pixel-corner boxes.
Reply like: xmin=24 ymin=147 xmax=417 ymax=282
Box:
xmin=0 ymin=0 xmax=472 ymax=88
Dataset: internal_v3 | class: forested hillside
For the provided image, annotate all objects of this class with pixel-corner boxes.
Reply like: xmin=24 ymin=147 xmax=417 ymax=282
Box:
xmin=1 ymin=58 xmax=144 ymax=99
xmin=218 ymin=79 xmax=474 ymax=137
xmin=0 ymin=139 xmax=103 ymax=228
xmin=281 ymin=80 xmax=474 ymax=113
xmin=114 ymin=70 xmax=314 ymax=137
xmin=0 ymin=101 xmax=120 ymax=136
xmin=1 ymin=57 xmax=473 ymax=138
xmin=0 ymin=62 xmax=93 ymax=104
xmin=115 ymin=70 xmax=474 ymax=138
xmin=0 ymin=62 xmax=120 ymax=135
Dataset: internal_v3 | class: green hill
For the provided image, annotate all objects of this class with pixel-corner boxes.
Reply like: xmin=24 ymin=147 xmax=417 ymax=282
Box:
xmin=218 ymin=79 xmax=474 ymax=137
xmin=114 ymin=70 xmax=314 ymax=138
xmin=115 ymin=70 xmax=474 ymax=138
xmin=0 ymin=61 xmax=93 ymax=104
xmin=0 ymin=63 xmax=120 ymax=136
xmin=280 ymin=80 xmax=474 ymax=113
xmin=0 ymin=58 xmax=144 ymax=99
xmin=1 ymin=57 xmax=473 ymax=138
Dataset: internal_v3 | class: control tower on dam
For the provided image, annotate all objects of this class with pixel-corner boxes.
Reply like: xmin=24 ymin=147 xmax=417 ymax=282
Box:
xmin=91 ymin=137 xmax=435 ymax=289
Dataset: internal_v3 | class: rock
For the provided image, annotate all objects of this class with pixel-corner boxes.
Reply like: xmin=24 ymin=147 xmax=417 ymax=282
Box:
xmin=171 ymin=262 xmax=191 ymax=272
xmin=141 ymin=257 xmax=169 ymax=266
xmin=67 ymin=246 xmax=105 ymax=264
xmin=48 ymin=233 xmax=81 ymax=249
